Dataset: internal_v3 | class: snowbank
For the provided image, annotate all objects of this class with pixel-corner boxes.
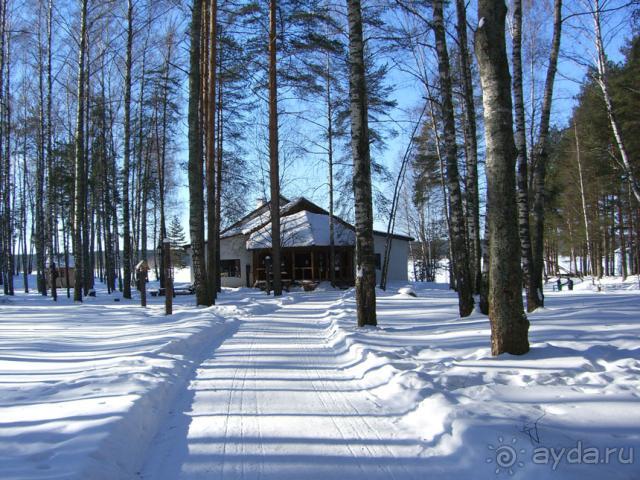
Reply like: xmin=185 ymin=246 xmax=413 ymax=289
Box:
xmin=322 ymin=282 xmax=640 ymax=479
xmin=0 ymin=291 xmax=238 ymax=480
xmin=2 ymin=279 xmax=639 ymax=479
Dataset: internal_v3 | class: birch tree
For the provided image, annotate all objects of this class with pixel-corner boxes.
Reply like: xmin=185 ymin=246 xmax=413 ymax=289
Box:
xmin=72 ymin=0 xmax=89 ymax=302
xmin=433 ymin=0 xmax=473 ymax=317
xmin=512 ymin=0 xmax=537 ymax=311
xmin=475 ymin=0 xmax=529 ymax=355
xmin=121 ymin=0 xmax=134 ymax=299
xmin=455 ymin=0 xmax=481 ymax=295
xmin=530 ymin=0 xmax=562 ymax=308
xmin=588 ymin=0 xmax=640 ymax=202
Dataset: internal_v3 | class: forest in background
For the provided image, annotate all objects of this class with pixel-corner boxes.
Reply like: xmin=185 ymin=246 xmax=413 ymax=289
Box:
xmin=0 ymin=0 xmax=638 ymax=352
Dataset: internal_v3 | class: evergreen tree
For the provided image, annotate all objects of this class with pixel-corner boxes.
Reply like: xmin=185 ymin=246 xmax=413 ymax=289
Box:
xmin=168 ymin=215 xmax=187 ymax=269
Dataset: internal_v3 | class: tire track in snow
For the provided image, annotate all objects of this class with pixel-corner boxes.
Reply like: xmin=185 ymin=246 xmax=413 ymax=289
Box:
xmin=142 ymin=292 xmax=427 ymax=479
xmin=297 ymin=331 xmax=369 ymax=478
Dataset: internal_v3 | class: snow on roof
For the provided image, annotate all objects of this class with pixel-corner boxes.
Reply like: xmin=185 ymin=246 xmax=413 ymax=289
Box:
xmin=247 ymin=210 xmax=355 ymax=250
xmin=241 ymin=209 xmax=276 ymax=235
xmin=221 ymin=196 xmax=413 ymax=243
xmin=221 ymin=197 xmax=295 ymax=238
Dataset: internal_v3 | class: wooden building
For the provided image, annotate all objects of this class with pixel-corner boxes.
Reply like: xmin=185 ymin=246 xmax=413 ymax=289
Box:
xmin=190 ymin=197 xmax=412 ymax=288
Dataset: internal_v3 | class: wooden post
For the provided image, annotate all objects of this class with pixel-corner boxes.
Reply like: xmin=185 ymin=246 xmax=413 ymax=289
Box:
xmin=163 ymin=239 xmax=173 ymax=315
xmin=140 ymin=273 xmax=146 ymax=307
xmin=292 ymin=249 xmax=296 ymax=281
xmin=265 ymin=255 xmax=272 ymax=295
xmin=311 ymin=249 xmax=315 ymax=281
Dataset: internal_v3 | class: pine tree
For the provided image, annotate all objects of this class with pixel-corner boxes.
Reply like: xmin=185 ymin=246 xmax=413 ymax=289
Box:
xmin=347 ymin=0 xmax=376 ymax=327
xmin=188 ymin=0 xmax=208 ymax=305
xmin=268 ymin=0 xmax=282 ymax=296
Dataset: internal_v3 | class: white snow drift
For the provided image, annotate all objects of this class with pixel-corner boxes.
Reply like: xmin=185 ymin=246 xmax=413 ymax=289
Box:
xmin=1 ymin=276 xmax=639 ymax=480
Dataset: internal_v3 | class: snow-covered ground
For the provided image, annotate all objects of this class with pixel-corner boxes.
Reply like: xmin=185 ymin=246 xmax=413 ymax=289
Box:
xmin=0 ymin=277 xmax=238 ymax=479
xmin=1 ymin=276 xmax=638 ymax=479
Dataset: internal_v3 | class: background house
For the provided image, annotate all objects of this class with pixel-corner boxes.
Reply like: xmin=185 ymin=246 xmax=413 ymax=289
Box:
xmin=189 ymin=197 xmax=412 ymax=288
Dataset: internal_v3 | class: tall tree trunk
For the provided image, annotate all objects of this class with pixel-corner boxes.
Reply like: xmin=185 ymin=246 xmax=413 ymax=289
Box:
xmin=206 ymin=0 xmax=218 ymax=303
xmin=136 ymin=30 xmax=150 ymax=276
xmin=574 ymin=123 xmax=593 ymax=281
xmin=326 ymin=54 xmax=336 ymax=288
xmin=269 ymin=0 xmax=282 ymax=296
xmin=433 ymin=0 xmax=473 ymax=317
xmin=3 ymin=9 xmax=13 ymax=296
xmin=157 ymin=36 xmax=173 ymax=289
xmin=21 ymin=130 xmax=29 ymax=293
xmin=215 ymin=40 xmax=223 ymax=293
xmin=121 ymin=0 xmax=134 ymax=299
xmin=0 ymin=0 xmax=5 ymax=295
xmin=618 ymin=194 xmax=627 ymax=280
xmin=512 ymin=0 xmax=537 ymax=312
xmin=36 ymin=3 xmax=47 ymax=296
xmin=47 ymin=0 xmax=56 ymax=300
xmin=347 ymin=0 xmax=376 ymax=327
xmin=475 ymin=0 xmax=529 ymax=355
xmin=188 ymin=0 xmax=208 ymax=305
xmin=72 ymin=0 xmax=88 ymax=302
xmin=531 ymin=0 xmax=562 ymax=307
xmin=591 ymin=0 xmax=640 ymax=203
xmin=455 ymin=0 xmax=481 ymax=295
xmin=82 ymin=46 xmax=92 ymax=294
xmin=424 ymin=84 xmax=455 ymax=290
xmin=479 ymin=215 xmax=490 ymax=315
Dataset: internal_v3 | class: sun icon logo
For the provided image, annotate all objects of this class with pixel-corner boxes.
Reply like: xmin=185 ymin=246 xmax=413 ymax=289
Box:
xmin=486 ymin=436 xmax=527 ymax=475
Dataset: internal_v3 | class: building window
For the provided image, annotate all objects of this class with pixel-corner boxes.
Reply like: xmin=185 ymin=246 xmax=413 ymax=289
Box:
xmin=220 ymin=259 xmax=241 ymax=278
xmin=375 ymin=253 xmax=381 ymax=270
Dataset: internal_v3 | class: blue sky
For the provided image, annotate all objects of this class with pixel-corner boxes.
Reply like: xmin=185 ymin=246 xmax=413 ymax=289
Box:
xmin=173 ymin=0 xmax=636 ymax=241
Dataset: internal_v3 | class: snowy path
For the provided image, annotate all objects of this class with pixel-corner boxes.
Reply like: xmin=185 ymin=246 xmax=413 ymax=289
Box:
xmin=141 ymin=294 xmax=427 ymax=480
xmin=3 ymin=278 xmax=638 ymax=479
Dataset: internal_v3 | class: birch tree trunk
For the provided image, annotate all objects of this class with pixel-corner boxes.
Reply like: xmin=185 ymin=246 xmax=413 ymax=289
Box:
xmin=326 ymin=54 xmax=336 ymax=288
xmin=188 ymin=0 xmax=208 ymax=305
xmin=121 ymin=0 xmax=133 ymax=299
xmin=0 ymin=0 xmax=5 ymax=294
xmin=574 ymin=122 xmax=593 ymax=281
xmin=531 ymin=0 xmax=562 ymax=307
xmin=2 ymin=5 xmax=13 ymax=296
xmin=72 ymin=0 xmax=88 ymax=302
xmin=36 ymin=5 xmax=47 ymax=296
xmin=455 ymin=0 xmax=481 ymax=295
xmin=512 ymin=0 xmax=538 ymax=312
xmin=347 ymin=0 xmax=376 ymax=327
xmin=475 ymin=0 xmax=529 ymax=355
xmin=269 ymin=0 xmax=282 ymax=296
xmin=591 ymin=0 xmax=640 ymax=203
xmin=47 ymin=0 xmax=56 ymax=301
xmin=618 ymin=194 xmax=627 ymax=280
xmin=433 ymin=0 xmax=473 ymax=317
